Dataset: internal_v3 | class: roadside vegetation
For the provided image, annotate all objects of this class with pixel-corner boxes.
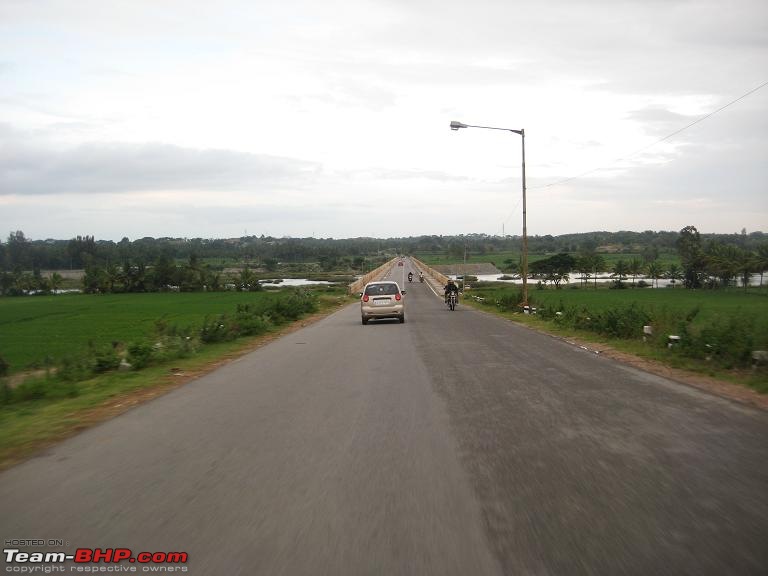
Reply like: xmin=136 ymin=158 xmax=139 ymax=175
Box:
xmin=0 ymin=287 xmax=353 ymax=467
xmin=464 ymin=284 xmax=768 ymax=393
xmin=0 ymin=225 xmax=766 ymax=463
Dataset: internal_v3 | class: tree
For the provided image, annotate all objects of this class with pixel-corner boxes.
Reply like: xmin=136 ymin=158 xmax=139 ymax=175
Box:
xmin=646 ymin=261 xmax=662 ymax=288
xmin=640 ymin=244 xmax=659 ymax=264
xmin=529 ymin=253 xmax=574 ymax=288
xmin=67 ymin=235 xmax=96 ymax=269
xmin=755 ymin=243 xmax=768 ymax=287
xmin=264 ymin=258 xmax=279 ymax=272
xmin=239 ymin=266 xmax=258 ymax=291
xmin=666 ymin=263 xmax=682 ymax=288
xmin=703 ymin=241 xmax=739 ymax=288
xmin=50 ymin=272 xmax=63 ymax=293
xmin=592 ymin=254 xmax=606 ymax=289
xmin=736 ymin=249 xmax=757 ymax=292
xmin=628 ymin=258 xmax=643 ymax=287
xmin=502 ymin=258 xmax=519 ymax=274
xmin=6 ymin=231 xmax=31 ymax=269
xmin=575 ymin=255 xmax=593 ymax=287
xmin=677 ymin=226 xmax=704 ymax=288
xmin=611 ymin=260 xmax=629 ymax=286
xmin=152 ymin=254 xmax=176 ymax=289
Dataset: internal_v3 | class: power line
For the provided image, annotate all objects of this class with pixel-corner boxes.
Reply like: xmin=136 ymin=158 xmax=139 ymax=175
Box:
xmin=532 ymin=79 xmax=768 ymax=190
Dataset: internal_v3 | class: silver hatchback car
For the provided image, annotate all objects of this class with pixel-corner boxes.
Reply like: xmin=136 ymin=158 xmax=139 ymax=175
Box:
xmin=361 ymin=281 xmax=405 ymax=325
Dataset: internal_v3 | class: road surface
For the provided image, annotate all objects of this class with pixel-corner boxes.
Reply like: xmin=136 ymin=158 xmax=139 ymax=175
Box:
xmin=2 ymin=260 xmax=767 ymax=575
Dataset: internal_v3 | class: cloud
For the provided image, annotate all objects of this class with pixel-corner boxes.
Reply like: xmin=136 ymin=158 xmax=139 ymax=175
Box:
xmin=0 ymin=128 xmax=321 ymax=195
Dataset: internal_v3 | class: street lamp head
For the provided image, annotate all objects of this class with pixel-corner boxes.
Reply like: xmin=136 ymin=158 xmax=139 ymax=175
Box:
xmin=450 ymin=121 xmax=468 ymax=131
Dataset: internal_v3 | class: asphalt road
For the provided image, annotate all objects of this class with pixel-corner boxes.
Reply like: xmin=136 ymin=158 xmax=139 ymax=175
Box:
xmin=1 ymin=260 xmax=767 ymax=575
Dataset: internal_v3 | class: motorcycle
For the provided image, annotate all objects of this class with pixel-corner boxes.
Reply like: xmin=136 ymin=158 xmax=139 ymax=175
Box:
xmin=447 ymin=292 xmax=458 ymax=311
xmin=419 ymin=274 xmax=424 ymax=283
xmin=407 ymin=272 xmax=413 ymax=282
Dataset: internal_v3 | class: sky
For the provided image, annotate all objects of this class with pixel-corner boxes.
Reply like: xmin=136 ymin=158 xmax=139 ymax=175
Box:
xmin=1 ymin=0 xmax=766 ymax=241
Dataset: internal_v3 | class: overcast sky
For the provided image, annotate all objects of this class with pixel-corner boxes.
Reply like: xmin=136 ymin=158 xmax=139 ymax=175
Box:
xmin=1 ymin=0 xmax=766 ymax=241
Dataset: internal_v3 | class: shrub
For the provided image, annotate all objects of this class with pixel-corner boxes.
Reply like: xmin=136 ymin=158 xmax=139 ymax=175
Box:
xmin=496 ymin=290 xmax=525 ymax=311
xmin=200 ymin=315 xmax=236 ymax=343
xmin=92 ymin=346 xmax=121 ymax=373
xmin=127 ymin=341 xmax=154 ymax=369
xmin=10 ymin=376 xmax=79 ymax=403
xmin=57 ymin=354 xmax=93 ymax=383
xmin=594 ymin=304 xmax=651 ymax=338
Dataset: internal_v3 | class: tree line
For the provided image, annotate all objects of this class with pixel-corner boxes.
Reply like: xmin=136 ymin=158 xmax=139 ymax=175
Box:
xmin=1 ymin=227 xmax=766 ymax=295
xmin=524 ymin=226 xmax=767 ymax=289
xmin=3 ymin=229 xmax=766 ymax=272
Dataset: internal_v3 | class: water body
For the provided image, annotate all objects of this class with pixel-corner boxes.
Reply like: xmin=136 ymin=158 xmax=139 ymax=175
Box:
xmin=450 ymin=273 xmax=766 ymax=288
xmin=260 ymin=278 xmax=335 ymax=287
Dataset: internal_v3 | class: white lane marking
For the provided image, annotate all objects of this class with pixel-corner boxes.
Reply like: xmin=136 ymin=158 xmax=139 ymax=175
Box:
xmin=426 ymin=279 xmax=441 ymax=298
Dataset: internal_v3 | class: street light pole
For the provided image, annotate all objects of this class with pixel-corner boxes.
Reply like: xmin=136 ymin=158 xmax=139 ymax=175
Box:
xmin=450 ymin=121 xmax=529 ymax=306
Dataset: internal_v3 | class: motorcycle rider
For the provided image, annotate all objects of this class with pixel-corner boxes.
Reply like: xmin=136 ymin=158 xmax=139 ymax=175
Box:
xmin=419 ymin=272 xmax=424 ymax=282
xmin=408 ymin=271 xmax=414 ymax=282
xmin=444 ymin=279 xmax=459 ymax=304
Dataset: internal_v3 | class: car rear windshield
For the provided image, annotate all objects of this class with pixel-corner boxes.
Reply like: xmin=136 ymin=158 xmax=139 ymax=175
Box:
xmin=365 ymin=283 xmax=399 ymax=296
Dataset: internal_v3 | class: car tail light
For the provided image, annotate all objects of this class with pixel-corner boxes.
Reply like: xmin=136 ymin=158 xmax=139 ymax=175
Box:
xmin=363 ymin=294 xmax=369 ymax=302
xmin=395 ymin=293 xmax=401 ymax=301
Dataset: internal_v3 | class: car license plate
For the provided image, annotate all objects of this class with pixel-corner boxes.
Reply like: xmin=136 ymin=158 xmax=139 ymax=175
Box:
xmin=374 ymin=299 xmax=390 ymax=306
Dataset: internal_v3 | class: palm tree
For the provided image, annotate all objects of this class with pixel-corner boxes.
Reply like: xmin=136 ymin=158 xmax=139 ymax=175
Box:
xmin=104 ymin=263 xmax=120 ymax=293
xmin=736 ymin=249 xmax=758 ymax=292
xmin=592 ymin=255 xmax=606 ymax=289
xmin=239 ymin=266 xmax=256 ymax=291
xmin=50 ymin=272 xmax=63 ymax=294
xmin=666 ymin=263 xmax=682 ymax=288
xmin=575 ymin=255 xmax=592 ymax=287
xmin=755 ymin=243 xmax=768 ymax=287
xmin=646 ymin=261 xmax=662 ymax=288
xmin=628 ymin=258 xmax=643 ymax=287
xmin=704 ymin=242 xmax=740 ymax=288
xmin=611 ymin=260 xmax=629 ymax=286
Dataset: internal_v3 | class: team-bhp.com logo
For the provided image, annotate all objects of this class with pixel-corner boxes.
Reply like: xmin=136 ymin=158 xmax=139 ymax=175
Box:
xmin=4 ymin=548 xmax=189 ymax=572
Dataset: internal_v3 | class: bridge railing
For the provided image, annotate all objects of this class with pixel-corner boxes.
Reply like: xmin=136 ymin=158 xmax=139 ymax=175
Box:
xmin=409 ymin=256 xmax=450 ymax=287
xmin=348 ymin=257 xmax=399 ymax=294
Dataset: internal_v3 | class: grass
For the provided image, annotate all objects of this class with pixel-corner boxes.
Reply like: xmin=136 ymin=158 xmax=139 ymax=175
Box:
xmin=524 ymin=285 xmax=768 ymax=327
xmin=0 ymin=291 xmax=330 ymax=374
xmin=413 ymin=251 xmax=681 ymax=269
xmin=0 ymin=289 xmax=354 ymax=468
xmin=464 ymin=283 xmax=768 ymax=393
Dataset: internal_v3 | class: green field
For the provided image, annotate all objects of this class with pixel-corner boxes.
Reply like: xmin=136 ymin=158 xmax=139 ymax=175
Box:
xmin=469 ymin=284 xmax=768 ymax=334
xmin=466 ymin=283 xmax=768 ymax=390
xmin=413 ymin=251 xmax=681 ymax=269
xmin=0 ymin=288 xmax=350 ymax=467
xmin=0 ymin=291 xmax=335 ymax=374
xmin=520 ymin=286 xmax=767 ymax=325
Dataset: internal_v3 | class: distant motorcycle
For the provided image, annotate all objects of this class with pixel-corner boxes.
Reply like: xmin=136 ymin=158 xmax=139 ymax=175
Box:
xmin=419 ymin=274 xmax=424 ymax=283
xmin=408 ymin=272 xmax=413 ymax=282
xmin=447 ymin=292 xmax=458 ymax=311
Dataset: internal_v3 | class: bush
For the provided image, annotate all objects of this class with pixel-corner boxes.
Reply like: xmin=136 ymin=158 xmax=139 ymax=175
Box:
xmin=10 ymin=376 xmax=79 ymax=403
xmin=496 ymin=289 xmax=526 ymax=311
xmin=676 ymin=314 xmax=755 ymax=368
xmin=591 ymin=304 xmax=651 ymax=339
xmin=6 ymin=288 xmax=322 ymax=399
xmin=200 ymin=315 xmax=236 ymax=343
xmin=92 ymin=345 xmax=121 ymax=373
xmin=127 ymin=341 xmax=154 ymax=369
xmin=58 ymin=354 xmax=93 ymax=383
